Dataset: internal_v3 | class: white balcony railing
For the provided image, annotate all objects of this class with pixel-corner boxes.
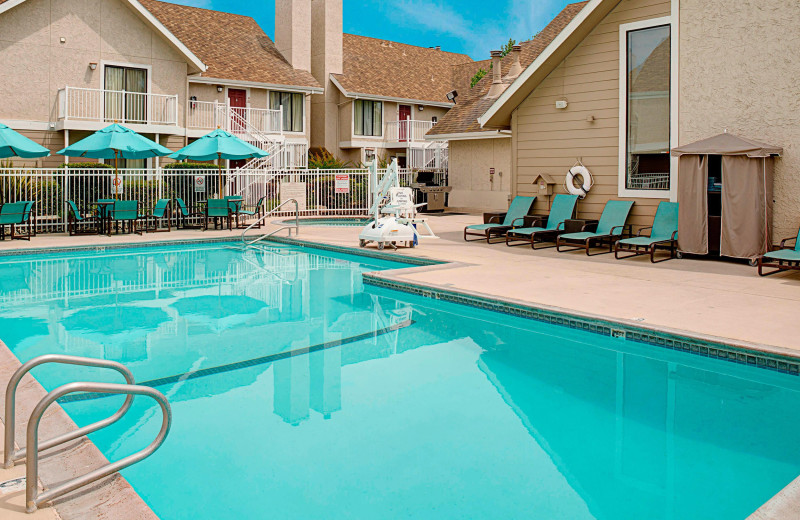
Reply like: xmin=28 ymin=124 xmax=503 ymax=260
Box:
xmin=57 ymin=86 xmax=179 ymax=126
xmin=384 ymin=120 xmax=435 ymax=142
xmin=187 ymin=101 xmax=282 ymax=135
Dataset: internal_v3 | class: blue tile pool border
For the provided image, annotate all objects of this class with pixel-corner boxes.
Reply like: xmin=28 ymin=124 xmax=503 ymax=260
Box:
xmin=362 ymin=274 xmax=800 ymax=376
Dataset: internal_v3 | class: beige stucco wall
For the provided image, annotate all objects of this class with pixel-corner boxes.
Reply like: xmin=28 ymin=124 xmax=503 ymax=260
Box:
xmin=512 ymin=0 xmax=671 ymax=228
xmin=0 ymin=0 xmax=189 ymax=124
xmin=679 ymin=0 xmax=800 ymax=240
xmin=448 ymin=138 xmax=512 ymax=210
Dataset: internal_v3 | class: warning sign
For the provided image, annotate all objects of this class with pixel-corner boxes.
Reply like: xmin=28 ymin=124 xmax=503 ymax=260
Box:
xmin=334 ymin=174 xmax=350 ymax=194
xmin=194 ymin=175 xmax=206 ymax=193
xmin=111 ymin=176 xmax=124 ymax=195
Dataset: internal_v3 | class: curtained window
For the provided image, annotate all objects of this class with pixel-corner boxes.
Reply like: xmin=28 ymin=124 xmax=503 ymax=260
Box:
xmin=353 ymin=100 xmax=382 ymax=137
xmin=269 ymin=91 xmax=304 ymax=132
xmin=104 ymin=66 xmax=147 ymax=124
xmin=624 ymin=24 xmax=671 ymax=191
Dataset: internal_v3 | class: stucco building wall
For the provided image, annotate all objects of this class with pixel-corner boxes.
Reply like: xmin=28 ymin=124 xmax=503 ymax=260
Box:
xmin=0 ymin=0 xmax=189 ymax=125
xmin=679 ymin=0 xmax=800 ymax=240
xmin=448 ymin=138 xmax=512 ymax=211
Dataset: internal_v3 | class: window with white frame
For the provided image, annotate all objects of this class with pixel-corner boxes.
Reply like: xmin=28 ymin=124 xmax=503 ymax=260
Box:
xmin=104 ymin=65 xmax=148 ymax=124
xmin=269 ymin=91 xmax=304 ymax=132
xmin=354 ymin=100 xmax=382 ymax=137
xmin=621 ymin=21 xmax=672 ymax=193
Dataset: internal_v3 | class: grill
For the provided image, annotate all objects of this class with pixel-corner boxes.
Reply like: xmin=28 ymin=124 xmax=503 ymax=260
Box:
xmin=411 ymin=170 xmax=452 ymax=212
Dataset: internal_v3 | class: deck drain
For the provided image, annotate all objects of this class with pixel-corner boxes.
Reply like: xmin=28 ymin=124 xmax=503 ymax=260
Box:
xmin=0 ymin=477 xmax=25 ymax=494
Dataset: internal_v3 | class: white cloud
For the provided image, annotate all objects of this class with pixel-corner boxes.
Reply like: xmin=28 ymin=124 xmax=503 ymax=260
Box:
xmin=392 ymin=1 xmax=474 ymax=41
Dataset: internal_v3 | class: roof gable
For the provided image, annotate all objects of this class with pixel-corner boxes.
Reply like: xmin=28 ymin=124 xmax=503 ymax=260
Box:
xmin=478 ymin=0 xmax=621 ymax=129
xmin=139 ymin=0 xmax=321 ymax=90
xmin=0 ymin=0 xmax=206 ymax=73
xmin=332 ymin=34 xmax=473 ymax=105
xmin=428 ymin=1 xmax=588 ymax=138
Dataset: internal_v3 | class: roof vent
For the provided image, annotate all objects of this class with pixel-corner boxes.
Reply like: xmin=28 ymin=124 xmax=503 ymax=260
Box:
xmin=486 ymin=50 xmax=506 ymax=98
xmin=506 ymin=45 xmax=523 ymax=79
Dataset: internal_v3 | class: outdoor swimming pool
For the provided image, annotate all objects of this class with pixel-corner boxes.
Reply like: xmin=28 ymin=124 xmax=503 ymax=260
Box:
xmin=1 ymin=242 xmax=799 ymax=519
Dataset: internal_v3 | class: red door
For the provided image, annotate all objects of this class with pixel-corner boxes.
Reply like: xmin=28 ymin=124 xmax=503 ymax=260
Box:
xmin=228 ymin=89 xmax=248 ymax=168
xmin=398 ymin=105 xmax=412 ymax=141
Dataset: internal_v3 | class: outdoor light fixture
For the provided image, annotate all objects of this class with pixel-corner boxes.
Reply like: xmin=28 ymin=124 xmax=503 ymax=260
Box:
xmin=446 ymin=90 xmax=458 ymax=104
xmin=418 ymin=105 xmax=424 ymax=111
xmin=89 ymin=62 xmax=98 ymax=70
xmin=217 ymin=85 xmax=224 ymax=93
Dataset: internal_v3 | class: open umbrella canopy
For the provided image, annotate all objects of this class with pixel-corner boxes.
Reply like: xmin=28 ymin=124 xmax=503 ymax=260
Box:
xmin=169 ymin=129 xmax=268 ymax=161
xmin=0 ymin=123 xmax=51 ymax=159
xmin=57 ymin=123 xmax=173 ymax=159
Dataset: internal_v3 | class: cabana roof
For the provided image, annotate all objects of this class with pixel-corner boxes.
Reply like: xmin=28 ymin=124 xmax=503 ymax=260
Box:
xmin=671 ymin=133 xmax=782 ymax=158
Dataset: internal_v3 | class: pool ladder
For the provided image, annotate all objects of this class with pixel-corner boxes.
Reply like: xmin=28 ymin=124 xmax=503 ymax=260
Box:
xmin=241 ymin=198 xmax=300 ymax=246
xmin=2 ymin=354 xmax=171 ymax=513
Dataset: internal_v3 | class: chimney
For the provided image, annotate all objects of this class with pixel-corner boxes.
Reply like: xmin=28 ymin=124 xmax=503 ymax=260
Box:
xmin=506 ymin=45 xmax=523 ymax=78
xmin=275 ymin=0 xmax=312 ymax=72
xmin=309 ymin=0 xmax=343 ymax=154
xmin=487 ymin=50 xmax=505 ymax=98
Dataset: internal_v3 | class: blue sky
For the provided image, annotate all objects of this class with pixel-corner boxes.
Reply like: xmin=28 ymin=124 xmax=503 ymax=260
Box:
xmin=169 ymin=0 xmax=573 ymax=60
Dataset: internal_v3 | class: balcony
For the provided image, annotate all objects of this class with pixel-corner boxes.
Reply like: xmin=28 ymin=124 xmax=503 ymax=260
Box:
xmin=187 ymin=101 xmax=283 ymax=136
xmin=384 ymin=120 xmax=435 ymax=144
xmin=57 ymin=86 xmax=179 ymax=127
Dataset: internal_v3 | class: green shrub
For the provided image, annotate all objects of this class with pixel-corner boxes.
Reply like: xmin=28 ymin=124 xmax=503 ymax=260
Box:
xmin=308 ymin=150 xmax=354 ymax=169
xmin=59 ymin=162 xmax=112 ymax=169
xmin=163 ymin=161 xmax=218 ymax=171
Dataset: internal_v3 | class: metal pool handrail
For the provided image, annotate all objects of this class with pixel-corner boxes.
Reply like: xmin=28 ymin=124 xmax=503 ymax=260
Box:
xmin=26 ymin=382 xmax=171 ymax=513
xmin=4 ymin=354 xmax=135 ymax=468
xmin=241 ymin=198 xmax=299 ymax=246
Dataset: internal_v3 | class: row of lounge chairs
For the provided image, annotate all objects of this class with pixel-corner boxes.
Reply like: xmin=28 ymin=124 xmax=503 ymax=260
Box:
xmin=67 ymin=197 xmax=266 ymax=236
xmin=465 ymin=194 xmax=679 ymax=263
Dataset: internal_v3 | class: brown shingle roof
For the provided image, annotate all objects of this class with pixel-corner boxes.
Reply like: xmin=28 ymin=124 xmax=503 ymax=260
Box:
xmin=428 ymin=1 xmax=588 ymax=137
xmin=139 ymin=0 xmax=321 ymax=90
xmin=332 ymin=34 xmax=473 ymax=104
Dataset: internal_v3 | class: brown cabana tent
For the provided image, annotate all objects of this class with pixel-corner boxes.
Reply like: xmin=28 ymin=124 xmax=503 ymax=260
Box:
xmin=671 ymin=133 xmax=782 ymax=260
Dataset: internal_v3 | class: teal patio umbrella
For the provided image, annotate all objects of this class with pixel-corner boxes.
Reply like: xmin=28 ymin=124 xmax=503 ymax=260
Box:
xmin=0 ymin=123 xmax=50 ymax=159
xmin=169 ymin=129 xmax=268 ymax=196
xmin=57 ymin=123 xmax=173 ymax=199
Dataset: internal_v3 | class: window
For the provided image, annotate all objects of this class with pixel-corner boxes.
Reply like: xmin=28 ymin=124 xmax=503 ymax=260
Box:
xmin=621 ymin=21 xmax=672 ymax=194
xmin=269 ymin=91 xmax=304 ymax=132
xmin=431 ymin=116 xmax=438 ymax=124
xmin=104 ymin=65 xmax=147 ymax=123
xmin=354 ymin=100 xmax=382 ymax=137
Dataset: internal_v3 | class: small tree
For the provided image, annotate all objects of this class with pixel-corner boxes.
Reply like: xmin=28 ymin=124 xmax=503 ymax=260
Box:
xmin=500 ymin=38 xmax=516 ymax=57
xmin=470 ymin=68 xmax=488 ymax=88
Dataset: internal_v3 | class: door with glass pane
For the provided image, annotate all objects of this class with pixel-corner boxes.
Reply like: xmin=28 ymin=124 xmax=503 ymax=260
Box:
xmin=104 ymin=66 xmax=147 ymax=124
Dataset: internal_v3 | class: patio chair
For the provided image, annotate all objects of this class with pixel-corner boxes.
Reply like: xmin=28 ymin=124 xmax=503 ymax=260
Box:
xmin=556 ymin=200 xmax=634 ymax=255
xmin=463 ymin=196 xmax=536 ymax=243
xmin=614 ymin=202 xmax=679 ymax=263
xmin=140 ymin=199 xmax=171 ymax=233
xmin=66 ymin=200 xmax=100 ymax=236
xmin=505 ymin=194 xmax=579 ymax=249
xmin=757 ymin=226 xmax=800 ymax=276
xmin=237 ymin=196 xmax=266 ymax=229
xmin=225 ymin=196 xmax=245 ymax=228
xmin=175 ymin=197 xmax=203 ymax=229
xmin=0 ymin=201 xmax=35 ymax=241
xmin=111 ymin=200 xmax=141 ymax=235
xmin=204 ymin=198 xmax=232 ymax=231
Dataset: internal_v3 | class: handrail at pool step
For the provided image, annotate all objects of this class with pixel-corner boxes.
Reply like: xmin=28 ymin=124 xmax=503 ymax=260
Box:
xmin=1 ymin=354 xmax=172 ymax=513
xmin=241 ymin=198 xmax=299 ymax=246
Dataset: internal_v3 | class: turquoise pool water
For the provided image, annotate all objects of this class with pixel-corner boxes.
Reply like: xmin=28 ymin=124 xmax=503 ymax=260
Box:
xmin=1 ymin=243 xmax=799 ymax=519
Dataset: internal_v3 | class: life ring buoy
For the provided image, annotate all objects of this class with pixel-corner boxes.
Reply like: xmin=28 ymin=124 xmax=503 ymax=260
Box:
xmin=565 ymin=165 xmax=593 ymax=198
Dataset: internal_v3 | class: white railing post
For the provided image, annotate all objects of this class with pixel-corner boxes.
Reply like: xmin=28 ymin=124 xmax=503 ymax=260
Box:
xmin=279 ymin=105 xmax=284 ymax=135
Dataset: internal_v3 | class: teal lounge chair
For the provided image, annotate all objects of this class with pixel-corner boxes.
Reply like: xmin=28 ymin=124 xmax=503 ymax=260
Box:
xmin=237 ymin=196 xmax=265 ymax=229
xmin=557 ymin=200 xmax=634 ymax=255
xmin=111 ymin=200 xmax=141 ymax=235
xmin=205 ymin=198 xmax=232 ymax=231
xmin=66 ymin=200 xmax=99 ymax=236
xmin=0 ymin=201 xmax=35 ymax=241
xmin=141 ymin=199 xmax=171 ymax=233
xmin=175 ymin=197 xmax=202 ymax=229
xmin=464 ymin=196 xmax=536 ymax=243
xmin=505 ymin=194 xmax=578 ymax=249
xmin=614 ymin=202 xmax=679 ymax=263
xmin=758 ymin=227 xmax=800 ymax=276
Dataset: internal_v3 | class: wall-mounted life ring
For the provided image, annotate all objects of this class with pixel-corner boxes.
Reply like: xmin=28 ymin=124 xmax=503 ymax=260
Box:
xmin=565 ymin=165 xmax=593 ymax=198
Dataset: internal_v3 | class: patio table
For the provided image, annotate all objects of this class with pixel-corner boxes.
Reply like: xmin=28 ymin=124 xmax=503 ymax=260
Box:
xmin=92 ymin=200 xmax=115 ymax=236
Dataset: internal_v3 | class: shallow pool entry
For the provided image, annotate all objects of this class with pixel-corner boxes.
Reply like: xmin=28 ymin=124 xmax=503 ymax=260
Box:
xmin=1 ymin=243 xmax=798 ymax=519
